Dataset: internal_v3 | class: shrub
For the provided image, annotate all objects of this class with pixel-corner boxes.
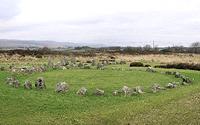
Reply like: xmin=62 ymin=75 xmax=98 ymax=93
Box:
xmin=154 ymin=63 xmax=200 ymax=71
xmin=130 ymin=62 xmax=144 ymax=67
xmin=86 ymin=60 xmax=92 ymax=63
xmin=35 ymin=54 xmax=42 ymax=58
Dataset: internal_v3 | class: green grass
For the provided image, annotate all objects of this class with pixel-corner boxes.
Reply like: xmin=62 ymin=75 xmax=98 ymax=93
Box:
xmin=0 ymin=67 xmax=200 ymax=125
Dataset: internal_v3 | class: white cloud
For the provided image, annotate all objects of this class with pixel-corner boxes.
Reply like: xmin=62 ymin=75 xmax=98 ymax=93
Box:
xmin=1 ymin=0 xmax=200 ymax=46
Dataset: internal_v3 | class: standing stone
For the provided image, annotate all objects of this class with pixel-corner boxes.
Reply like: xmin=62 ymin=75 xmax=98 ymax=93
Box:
xmin=55 ymin=82 xmax=69 ymax=93
xmin=77 ymin=87 xmax=87 ymax=96
xmin=12 ymin=79 xmax=20 ymax=88
xmin=48 ymin=57 xmax=54 ymax=68
xmin=151 ymin=84 xmax=165 ymax=93
xmin=91 ymin=59 xmax=96 ymax=66
xmin=6 ymin=77 xmax=20 ymax=88
xmin=97 ymin=63 xmax=104 ymax=70
xmin=35 ymin=77 xmax=46 ymax=89
xmin=121 ymin=86 xmax=131 ymax=96
xmin=24 ymin=80 xmax=32 ymax=89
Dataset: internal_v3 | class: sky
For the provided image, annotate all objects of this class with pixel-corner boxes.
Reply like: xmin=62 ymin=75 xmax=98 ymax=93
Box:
xmin=0 ymin=0 xmax=200 ymax=47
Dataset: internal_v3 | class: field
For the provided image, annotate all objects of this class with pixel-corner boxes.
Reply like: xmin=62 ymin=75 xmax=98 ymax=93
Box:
xmin=0 ymin=53 xmax=200 ymax=125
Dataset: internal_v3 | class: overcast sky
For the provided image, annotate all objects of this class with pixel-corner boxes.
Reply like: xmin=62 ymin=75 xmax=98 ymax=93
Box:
xmin=0 ymin=0 xmax=200 ymax=47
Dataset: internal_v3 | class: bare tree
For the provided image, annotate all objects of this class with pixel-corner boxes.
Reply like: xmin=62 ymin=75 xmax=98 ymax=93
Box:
xmin=190 ymin=42 xmax=200 ymax=53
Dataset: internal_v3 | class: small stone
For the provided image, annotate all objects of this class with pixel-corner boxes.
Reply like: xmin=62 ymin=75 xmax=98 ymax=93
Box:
xmin=35 ymin=77 xmax=46 ymax=89
xmin=77 ymin=87 xmax=87 ymax=96
xmin=6 ymin=77 xmax=20 ymax=88
xmin=151 ymin=84 xmax=165 ymax=93
xmin=55 ymin=82 xmax=69 ymax=93
xmin=134 ymin=86 xmax=144 ymax=94
xmin=24 ymin=80 xmax=32 ymax=89
xmin=94 ymin=88 xmax=104 ymax=96
xmin=146 ymin=67 xmax=156 ymax=73
xmin=166 ymin=82 xmax=177 ymax=88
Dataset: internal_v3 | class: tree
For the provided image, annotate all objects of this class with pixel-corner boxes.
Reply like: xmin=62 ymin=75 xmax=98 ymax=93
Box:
xmin=190 ymin=42 xmax=200 ymax=53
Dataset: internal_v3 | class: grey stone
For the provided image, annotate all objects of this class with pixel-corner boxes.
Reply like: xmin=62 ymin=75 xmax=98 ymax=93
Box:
xmin=94 ymin=88 xmax=104 ymax=96
xmin=146 ymin=67 xmax=156 ymax=73
xmin=24 ymin=80 xmax=32 ymax=89
xmin=35 ymin=77 xmax=46 ymax=89
xmin=77 ymin=87 xmax=87 ymax=96
xmin=166 ymin=82 xmax=177 ymax=88
xmin=55 ymin=82 xmax=69 ymax=93
xmin=151 ymin=84 xmax=165 ymax=93
xmin=6 ymin=77 xmax=20 ymax=88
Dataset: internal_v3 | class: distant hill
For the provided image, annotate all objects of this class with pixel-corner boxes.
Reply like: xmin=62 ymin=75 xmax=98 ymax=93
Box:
xmin=0 ymin=39 xmax=106 ymax=49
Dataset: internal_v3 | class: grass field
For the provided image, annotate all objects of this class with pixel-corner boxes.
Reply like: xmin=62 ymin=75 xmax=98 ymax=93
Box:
xmin=0 ymin=65 xmax=200 ymax=125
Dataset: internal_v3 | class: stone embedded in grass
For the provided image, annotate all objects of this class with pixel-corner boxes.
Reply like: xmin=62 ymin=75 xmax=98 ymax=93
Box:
xmin=77 ymin=87 xmax=87 ymax=96
xmin=165 ymin=71 xmax=174 ymax=75
xmin=24 ymin=80 xmax=32 ymax=89
xmin=83 ymin=64 xmax=91 ymax=69
xmin=112 ymin=89 xmax=123 ymax=96
xmin=174 ymin=72 xmax=184 ymax=78
xmin=97 ymin=63 xmax=104 ymax=70
xmin=55 ymin=82 xmax=69 ymax=93
xmin=182 ymin=76 xmax=192 ymax=84
xmin=91 ymin=59 xmax=96 ymax=66
xmin=94 ymin=88 xmax=104 ymax=96
xmin=78 ymin=63 xmax=84 ymax=68
xmin=121 ymin=86 xmax=131 ymax=96
xmin=151 ymin=84 xmax=165 ymax=93
xmin=166 ymin=82 xmax=177 ymax=88
xmin=181 ymin=82 xmax=189 ymax=86
xmin=62 ymin=66 xmax=66 ymax=70
xmin=6 ymin=77 xmax=14 ymax=85
xmin=134 ymin=86 xmax=144 ymax=94
xmin=35 ymin=77 xmax=46 ymax=89
xmin=146 ymin=67 xmax=156 ymax=73
xmin=6 ymin=77 xmax=20 ymax=88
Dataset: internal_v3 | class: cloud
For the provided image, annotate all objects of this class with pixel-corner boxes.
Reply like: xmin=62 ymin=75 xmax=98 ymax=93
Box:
xmin=1 ymin=0 xmax=200 ymax=46
xmin=0 ymin=0 xmax=20 ymax=20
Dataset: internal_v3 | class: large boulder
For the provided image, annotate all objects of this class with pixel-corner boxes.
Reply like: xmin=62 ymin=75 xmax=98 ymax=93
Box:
xmin=35 ymin=77 xmax=46 ymax=89
xmin=55 ymin=82 xmax=69 ymax=93
xmin=24 ymin=80 xmax=32 ymax=89
xmin=77 ymin=87 xmax=87 ymax=96
xmin=94 ymin=89 xmax=104 ymax=96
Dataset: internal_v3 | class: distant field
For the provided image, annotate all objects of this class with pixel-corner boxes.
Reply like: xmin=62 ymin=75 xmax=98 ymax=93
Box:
xmin=1 ymin=53 xmax=200 ymax=67
xmin=0 ymin=54 xmax=200 ymax=125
